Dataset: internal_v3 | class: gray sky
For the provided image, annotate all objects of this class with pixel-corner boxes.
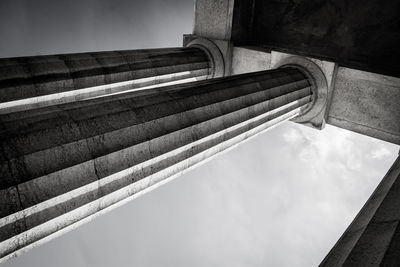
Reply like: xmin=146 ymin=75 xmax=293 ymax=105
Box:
xmin=1 ymin=1 xmax=399 ymax=266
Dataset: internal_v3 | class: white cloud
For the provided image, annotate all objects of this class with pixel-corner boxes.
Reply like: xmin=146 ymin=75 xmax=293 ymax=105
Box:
xmin=369 ymin=145 xmax=392 ymax=159
xmin=283 ymin=127 xmax=304 ymax=145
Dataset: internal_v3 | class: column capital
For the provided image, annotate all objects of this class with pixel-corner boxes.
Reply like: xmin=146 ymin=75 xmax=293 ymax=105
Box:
xmin=183 ymin=34 xmax=231 ymax=78
xmin=271 ymin=52 xmax=338 ymax=130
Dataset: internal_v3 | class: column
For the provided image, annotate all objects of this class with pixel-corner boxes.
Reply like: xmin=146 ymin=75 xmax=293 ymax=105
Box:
xmin=320 ymin=155 xmax=400 ymax=266
xmin=0 ymin=47 xmax=210 ymax=113
xmin=0 ymin=67 xmax=313 ymax=262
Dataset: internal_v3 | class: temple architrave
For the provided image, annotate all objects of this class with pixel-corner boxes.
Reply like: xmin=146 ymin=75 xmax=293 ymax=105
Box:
xmin=0 ymin=0 xmax=399 ymax=265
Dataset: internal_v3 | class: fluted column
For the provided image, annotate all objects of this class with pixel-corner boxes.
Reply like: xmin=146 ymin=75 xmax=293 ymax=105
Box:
xmin=0 ymin=67 xmax=312 ymax=262
xmin=0 ymin=47 xmax=210 ymax=113
xmin=320 ymin=155 xmax=400 ymax=266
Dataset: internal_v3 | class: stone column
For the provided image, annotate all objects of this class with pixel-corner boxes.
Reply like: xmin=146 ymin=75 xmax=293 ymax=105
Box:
xmin=0 ymin=67 xmax=312 ymax=262
xmin=0 ymin=47 xmax=210 ymax=113
xmin=320 ymin=155 xmax=400 ymax=266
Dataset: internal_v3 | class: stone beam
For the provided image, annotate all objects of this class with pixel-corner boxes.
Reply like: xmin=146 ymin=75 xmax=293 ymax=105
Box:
xmin=0 ymin=66 xmax=313 ymax=262
xmin=327 ymin=68 xmax=400 ymax=145
xmin=229 ymin=46 xmax=400 ymax=144
xmin=192 ymin=0 xmax=400 ymax=144
xmin=0 ymin=47 xmax=210 ymax=114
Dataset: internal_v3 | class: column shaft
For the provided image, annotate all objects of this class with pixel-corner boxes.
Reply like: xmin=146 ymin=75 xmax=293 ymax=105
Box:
xmin=0 ymin=47 xmax=210 ymax=113
xmin=0 ymin=67 xmax=312 ymax=262
xmin=320 ymin=156 xmax=400 ymax=266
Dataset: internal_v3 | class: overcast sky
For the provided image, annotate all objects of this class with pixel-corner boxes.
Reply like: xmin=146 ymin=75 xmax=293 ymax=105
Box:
xmin=1 ymin=1 xmax=399 ymax=266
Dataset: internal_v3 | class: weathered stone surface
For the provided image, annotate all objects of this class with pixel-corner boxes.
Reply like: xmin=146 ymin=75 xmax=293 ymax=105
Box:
xmin=231 ymin=46 xmax=271 ymax=75
xmin=271 ymin=51 xmax=337 ymax=129
xmin=320 ymin=156 xmax=400 ymax=266
xmin=229 ymin=45 xmax=400 ymax=145
xmin=195 ymin=0 xmax=400 ymax=76
xmin=0 ymin=67 xmax=311 ymax=262
xmin=0 ymin=47 xmax=210 ymax=113
xmin=193 ymin=0 xmax=234 ymax=40
xmin=183 ymin=35 xmax=228 ymax=77
xmin=184 ymin=35 xmax=234 ymax=77
xmin=327 ymin=67 xmax=400 ymax=145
